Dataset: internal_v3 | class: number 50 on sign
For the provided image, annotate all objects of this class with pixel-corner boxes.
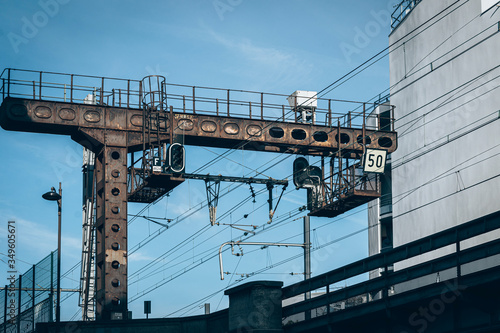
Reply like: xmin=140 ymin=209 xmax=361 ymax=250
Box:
xmin=363 ymin=149 xmax=387 ymax=174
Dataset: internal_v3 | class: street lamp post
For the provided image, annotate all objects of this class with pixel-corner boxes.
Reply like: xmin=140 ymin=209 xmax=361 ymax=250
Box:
xmin=42 ymin=183 xmax=62 ymax=323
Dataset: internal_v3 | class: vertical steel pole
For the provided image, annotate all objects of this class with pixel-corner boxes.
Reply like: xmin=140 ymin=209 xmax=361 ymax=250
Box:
xmin=7 ymin=68 xmax=11 ymax=97
xmin=32 ymin=265 xmax=35 ymax=330
xmin=192 ymin=87 xmax=196 ymax=114
xmin=362 ymin=103 xmax=366 ymax=155
xmin=294 ymin=96 xmax=297 ymax=123
xmin=304 ymin=216 xmax=311 ymax=320
xmin=127 ymin=80 xmax=130 ymax=108
xmin=260 ymin=93 xmax=264 ymax=120
xmin=328 ymin=100 xmax=332 ymax=128
xmin=56 ymin=183 xmax=62 ymax=323
xmin=17 ymin=275 xmax=21 ymax=333
xmin=100 ymin=78 xmax=104 ymax=106
xmin=49 ymin=252 xmax=53 ymax=322
xmin=4 ymin=285 xmax=7 ymax=333
xmin=39 ymin=72 xmax=42 ymax=100
xmin=139 ymin=81 xmax=143 ymax=109
xmin=70 ymin=75 xmax=74 ymax=103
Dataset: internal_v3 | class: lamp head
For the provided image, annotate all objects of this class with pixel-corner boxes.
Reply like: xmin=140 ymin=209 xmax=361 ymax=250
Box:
xmin=42 ymin=187 xmax=61 ymax=201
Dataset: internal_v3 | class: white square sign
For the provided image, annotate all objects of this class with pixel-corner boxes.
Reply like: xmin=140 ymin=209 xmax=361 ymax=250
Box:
xmin=363 ymin=149 xmax=387 ymax=174
xmin=152 ymin=157 xmax=162 ymax=172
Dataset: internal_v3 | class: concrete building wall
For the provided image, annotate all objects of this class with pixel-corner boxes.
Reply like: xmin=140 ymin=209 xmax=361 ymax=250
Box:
xmin=387 ymin=0 xmax=500 ymax=272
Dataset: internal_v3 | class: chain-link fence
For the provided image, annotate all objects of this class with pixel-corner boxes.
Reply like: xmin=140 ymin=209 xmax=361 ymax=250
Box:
xmin=0 ymin=251 xmax=57 ymax=333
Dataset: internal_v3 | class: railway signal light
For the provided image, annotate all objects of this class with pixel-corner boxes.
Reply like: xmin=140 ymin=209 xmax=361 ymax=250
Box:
xmin=167 ymin=143 xmax=185 ymax=174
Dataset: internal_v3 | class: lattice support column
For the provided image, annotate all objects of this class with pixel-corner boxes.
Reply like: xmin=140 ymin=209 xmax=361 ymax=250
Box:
xmin=95 ymin=138 xmax=128 ymax=320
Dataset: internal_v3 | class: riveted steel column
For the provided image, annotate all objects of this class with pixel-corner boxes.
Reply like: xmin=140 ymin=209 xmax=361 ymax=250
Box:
xmin=95 ymin=141 xmax=128 ymax=320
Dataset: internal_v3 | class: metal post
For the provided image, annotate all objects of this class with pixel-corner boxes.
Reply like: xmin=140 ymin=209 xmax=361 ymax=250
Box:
xmin=139 ymin=81 xmax=143 ymax=108
xmin=362 ymin=103 xmax=366 ymax=155
xmin=17 ymin=275 xmax=21 ymax=333
xmin=204 ymin=303 xmax=210 ymax=315
xmin=304 ymin=216 xmax=311 ymax=320
xmin=227 ymin=90 xmax=230 ymax=116
xmin=56 ymin=183 xmax=62 ymax=323
xmin=127 ymin=80 xmax=130 ymax=108
xmin=100 ymin=78 xmax=104 ymax=106
xmin=39 ymin=72 xmax=42 ymax=100
xmin=7 ymin=68 xmax=11 ymax=97
xmin=49 ymin=251 xmax=53 ymax=322
xmin=4 ymin=285 xmax=7 ymax=333
xmin=260 ymin=93 xmax=264 ymax=120
xmin=70 ymin=75 xmax=74 ymax=103
xmin=32 ymin=265 xmax=35 ymax=330
xmin=328 ymin=100 xmax=332 ymax=127
xmin=192 ymin=86 xmax=196 ymax=114
xmin=294 ymin=96 xmax=297 ymax=123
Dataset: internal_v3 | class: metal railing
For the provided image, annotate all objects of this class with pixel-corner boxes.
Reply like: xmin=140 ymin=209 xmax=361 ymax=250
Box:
xmin=282 ymin=210 xmax=500 ymax=324
xmin=391 ymin=0 xmax=422 ymax=30
xmin=0 ymin=68 xmax=395 ymax=132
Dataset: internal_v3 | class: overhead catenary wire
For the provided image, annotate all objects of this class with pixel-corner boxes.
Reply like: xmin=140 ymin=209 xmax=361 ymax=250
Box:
xmin=130 ymin=17 xmax=500 ymax=306
xmin=55 ymin=0 xmax=496 ymax=316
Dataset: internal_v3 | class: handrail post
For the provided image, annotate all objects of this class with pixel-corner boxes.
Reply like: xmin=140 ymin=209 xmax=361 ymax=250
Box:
xmin=139 ymin=80 xmax=143 ymax=108
xmin=39 ymin=71 xmax=42 ymax=100
xmin=328 ymin=99 xmax=332 ymax=127
xmin=70 ymin=74 xmax=74 ymax=103
xmin=100 ymin=77 xmax=104 ymax=105
xmin=183 ymin=95 xmax=186 ymax=113
xmin=362 ymin=103 xmax=366 ymax=155
xmin=32 ymin=81 xmax=36 ymax=99
xmin=294 ymin=95 xmax=297 ymax=123
xmin=216 ymin=98 xmax=219 ymax=116
xmin=260 ymin=92 xmax=264 ymax=120
xmin=391 ymin=105 xmax=395 ymax=131
xmin=127 ymin=80 xmax=130 ymax=108
xmin=192 ymin=86 xmax=196 ymax=114
xmin=249 ymin=101 xmax=252 ymax=119
xmin=227 ymin=89 xmax=230 ymax=117
xmin=7 ymin=68 xmax=11 ymax=97
xmin=282 ymin=105 xmax=285 ymax=121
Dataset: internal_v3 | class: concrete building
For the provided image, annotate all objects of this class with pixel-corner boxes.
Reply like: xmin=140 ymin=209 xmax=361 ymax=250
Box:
xmin=369 ymin=0 xmax=500 ymax=284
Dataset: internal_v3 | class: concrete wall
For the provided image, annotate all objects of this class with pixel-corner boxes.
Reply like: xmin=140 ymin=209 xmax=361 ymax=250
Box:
xmin=388 ymin=0 xmax=500 ymax=273
xmin=36 ymin=309 xmax=229 ymax=333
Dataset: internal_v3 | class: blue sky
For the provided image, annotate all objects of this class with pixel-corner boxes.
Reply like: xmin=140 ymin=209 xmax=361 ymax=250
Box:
xmin=0 ymin=0 xmax=398 ymax=320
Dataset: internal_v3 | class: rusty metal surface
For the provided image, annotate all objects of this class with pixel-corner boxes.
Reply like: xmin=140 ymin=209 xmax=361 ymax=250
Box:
xmin=0 ymin=68 xmax=400 ymax=320
xmin=0 ymin=97 xmax=397 ymax=156
xmin=311 ymin=163 xmax=381 ymax=218
xmin=95 ymin=144 xmax=128 ymax=320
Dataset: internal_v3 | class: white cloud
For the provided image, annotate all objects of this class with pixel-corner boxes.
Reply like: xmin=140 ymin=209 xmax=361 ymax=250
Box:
xmin=201 ymin=27 xmax=316 ymax=90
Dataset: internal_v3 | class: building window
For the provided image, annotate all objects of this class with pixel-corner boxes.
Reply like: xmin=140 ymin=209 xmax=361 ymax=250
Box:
xmin=481 ymin=0 xmax=500 ymax=13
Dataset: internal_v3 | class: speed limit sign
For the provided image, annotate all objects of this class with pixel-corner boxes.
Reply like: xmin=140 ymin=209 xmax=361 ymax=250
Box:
xmin=363 ymin=149 xmax=387 ymax=174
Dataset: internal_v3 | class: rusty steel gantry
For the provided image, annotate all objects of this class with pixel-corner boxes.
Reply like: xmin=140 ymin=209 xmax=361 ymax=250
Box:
xmin=0 ymin=68 xmax=397 ymax=320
